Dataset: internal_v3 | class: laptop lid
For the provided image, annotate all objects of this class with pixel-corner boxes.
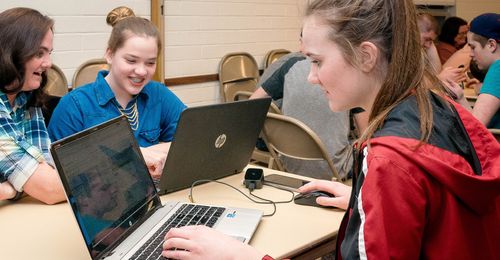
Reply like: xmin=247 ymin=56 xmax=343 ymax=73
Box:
xmin=158 ymin=98 xmax=271 ymax=195
xmin=51 ymin=116 xmax=162 ymax=260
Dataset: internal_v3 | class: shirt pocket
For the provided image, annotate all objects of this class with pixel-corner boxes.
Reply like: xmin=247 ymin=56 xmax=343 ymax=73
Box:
xmin=139 ymin=128 xmax=160 ymax=145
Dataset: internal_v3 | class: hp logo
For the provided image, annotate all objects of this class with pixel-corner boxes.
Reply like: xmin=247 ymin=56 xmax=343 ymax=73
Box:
xmin=215 ymin=134 xmax=227 ymax=148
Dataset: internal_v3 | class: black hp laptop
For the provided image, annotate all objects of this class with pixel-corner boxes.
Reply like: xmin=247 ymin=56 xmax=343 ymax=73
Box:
xmin=50 ymin=115 xmax=264 ymax=260
xmin=157 ymin=97 xmax=272 ymax=194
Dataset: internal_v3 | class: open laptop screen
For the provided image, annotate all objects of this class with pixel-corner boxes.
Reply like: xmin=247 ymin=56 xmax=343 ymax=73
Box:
xmin=158 ymin=97 xmax=272 ymax=194
xmin=51 ymin=116 xmax=160 ymax=259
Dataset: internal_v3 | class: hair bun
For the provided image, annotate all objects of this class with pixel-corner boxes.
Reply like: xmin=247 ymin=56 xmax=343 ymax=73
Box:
xmin=106 ymin=6 xmax=136 ymax=27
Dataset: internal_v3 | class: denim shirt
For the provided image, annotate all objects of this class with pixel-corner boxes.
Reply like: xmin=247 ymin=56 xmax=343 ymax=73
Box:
xmin=48 ymin=71 xmax=186 ymax=147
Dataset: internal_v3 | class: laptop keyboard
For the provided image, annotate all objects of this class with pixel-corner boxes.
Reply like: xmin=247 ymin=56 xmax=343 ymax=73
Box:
xmin=129 ymin=204 xmax=226 ymax=260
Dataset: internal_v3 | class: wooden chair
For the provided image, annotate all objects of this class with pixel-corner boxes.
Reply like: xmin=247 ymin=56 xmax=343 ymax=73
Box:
xmin=263 ymin=49 xmax=291 ymax=68
xmin=218 ymin=52 xmax=260 ymax=102
xmin=45 ymin=64 xmax=68 ymax=97
xmin=262 ymin=113 xmax=341 ymax=181
xmin=72 ymin=58 xmax=109 ymax=89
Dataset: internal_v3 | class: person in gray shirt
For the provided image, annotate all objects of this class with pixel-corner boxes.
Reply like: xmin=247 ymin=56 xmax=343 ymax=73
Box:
xmin=251 ymin=52 xmax=354 ymax=180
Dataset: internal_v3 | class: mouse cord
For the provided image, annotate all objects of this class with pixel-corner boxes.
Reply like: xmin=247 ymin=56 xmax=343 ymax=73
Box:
xmin=188 ymin=179 xmax=294 ymax=217
xmin=248 ymin=185 xmax=295 ymax=217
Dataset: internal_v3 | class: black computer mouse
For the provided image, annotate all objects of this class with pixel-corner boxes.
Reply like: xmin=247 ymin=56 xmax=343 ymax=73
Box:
xmin=293 ymin=191 xmax=335 ymax=208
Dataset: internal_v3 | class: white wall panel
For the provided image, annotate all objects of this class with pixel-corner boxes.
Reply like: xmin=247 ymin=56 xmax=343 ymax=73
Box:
xmin=2 ymin=0 xmax=497 ymax=106
xmin=164 ymin=0 xmax=302 ymax=105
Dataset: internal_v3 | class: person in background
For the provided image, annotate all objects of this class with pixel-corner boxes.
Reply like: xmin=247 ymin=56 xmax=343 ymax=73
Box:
xmin=417 ymin=13 xmax=467 ymax=93
xmin=437 ymin=16 xmax=469 ymax=64
xmin=48 ymin=7 xmax=186 ymax=178
xmin=251 ymin=52 xmax=354 ymax=180
xmin=417 ymin=12 xmax=442 ymax=72
xmin=0 ymin=7 xmax=65 ymax=204
xmin=161 ymin=0 xmax=500 ymax=259
xmin=446 ymin=13 xmax=500 ymax=129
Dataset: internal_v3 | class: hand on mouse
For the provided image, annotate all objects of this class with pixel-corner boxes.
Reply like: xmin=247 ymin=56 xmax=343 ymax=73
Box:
xmin=298 ymin=180 xmax=351 ymax=210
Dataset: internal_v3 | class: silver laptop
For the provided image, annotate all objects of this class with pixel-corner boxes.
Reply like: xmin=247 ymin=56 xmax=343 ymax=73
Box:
xmin=157 ymin=98 xmax=272 ymax=195
xmin=50 ymin=116 xmax=263 ymax=260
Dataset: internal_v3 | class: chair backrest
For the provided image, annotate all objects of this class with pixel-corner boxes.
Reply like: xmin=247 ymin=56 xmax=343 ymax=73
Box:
xmin=263 ymin=49 xmax=291 ymax=68
xmin=45 ymin=64 xmax=68 ymax=97
xmin=218 ymin=52 xmax=260 ymax=102
xmin=42 ymin=95 xmax=61 ymax=126
xmin=233 ymin=90 xmax=282 ymax=114
xmin=72 ymin=58 xmax=109 ymax=89
xmin=262 ymin=113 xmax=340 ymax=180
xmin=489 ymin=128 xmax=500 ymax=142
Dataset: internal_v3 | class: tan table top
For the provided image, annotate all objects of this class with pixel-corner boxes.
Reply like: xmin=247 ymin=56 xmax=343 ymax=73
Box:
xmin=0 ymin=166 xmax=344 ymax=259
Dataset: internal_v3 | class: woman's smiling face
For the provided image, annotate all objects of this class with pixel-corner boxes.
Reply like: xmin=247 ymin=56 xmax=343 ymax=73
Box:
xmin=22 ymin=29 xmax=53 ymax=92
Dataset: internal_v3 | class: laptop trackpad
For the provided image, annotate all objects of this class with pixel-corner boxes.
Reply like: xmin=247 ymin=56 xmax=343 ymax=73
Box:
xmin=231 ymin=236 xmax=246 ymax=242
xmin=214 ymin=208 xmax=261 ymax=243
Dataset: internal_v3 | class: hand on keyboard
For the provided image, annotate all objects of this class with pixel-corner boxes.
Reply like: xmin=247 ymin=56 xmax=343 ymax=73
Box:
xmin=162 ymin=225 xmax=266 ymax=260
xmin=130 ymin=204 xmax=224 ymax=260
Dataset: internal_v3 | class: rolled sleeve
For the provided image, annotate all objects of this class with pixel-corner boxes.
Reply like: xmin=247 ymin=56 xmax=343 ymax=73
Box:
xmin=0 ymin=136 xmax=44 ymax=191
xmin=7 ymin=153 xmax=40 ymax=191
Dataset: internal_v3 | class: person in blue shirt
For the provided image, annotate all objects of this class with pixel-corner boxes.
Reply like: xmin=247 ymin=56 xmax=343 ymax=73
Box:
xmin=466 ymin=13 xmax=500 ymax=129
xmin=0 ymin=7 xmax=65 ymax=204
xmin=447 ymin=13 xmax=500 ymax=129
xmin=48 ymin=8 xmax=186 ymax=178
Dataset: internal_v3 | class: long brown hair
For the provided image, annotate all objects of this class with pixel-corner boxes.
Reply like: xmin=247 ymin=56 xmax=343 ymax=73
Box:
xmin=0 ymin=7 xmax=53 ymax=106
xmin=306 ymin=0 xmax=447 ymax=145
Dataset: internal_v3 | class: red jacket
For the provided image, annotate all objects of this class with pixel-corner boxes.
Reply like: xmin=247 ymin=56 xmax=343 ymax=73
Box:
xmin=339 ymin=94 xmax=500 ymax=259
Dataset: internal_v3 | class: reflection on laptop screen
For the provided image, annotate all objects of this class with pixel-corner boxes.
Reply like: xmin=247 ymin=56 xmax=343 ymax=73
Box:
xmin=52 ymin=117 xmax=159 ymax=258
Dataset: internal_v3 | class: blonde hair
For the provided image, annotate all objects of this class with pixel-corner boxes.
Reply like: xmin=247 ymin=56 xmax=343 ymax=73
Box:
xmin=105 ymin=6 xmax=161 ymax=55
xmin=417 ymin=12 xmax=439 ymax=35
xmin=306 ymin=0 xmax=447 ymax=145
xmin=106 ymin=6 xmax=136 ymax=27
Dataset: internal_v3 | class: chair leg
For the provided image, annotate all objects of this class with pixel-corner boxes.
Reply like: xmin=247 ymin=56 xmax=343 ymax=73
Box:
xmin=268 ymin=157 xmax=276 ymax=170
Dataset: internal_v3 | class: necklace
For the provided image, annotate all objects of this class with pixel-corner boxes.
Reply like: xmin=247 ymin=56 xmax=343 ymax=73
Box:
xmin=117 ymin=99 xmax=139 ymax=131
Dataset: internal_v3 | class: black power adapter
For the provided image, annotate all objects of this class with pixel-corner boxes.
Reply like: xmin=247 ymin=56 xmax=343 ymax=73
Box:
xmin=244 ymin=168 xmax=264 ymax=191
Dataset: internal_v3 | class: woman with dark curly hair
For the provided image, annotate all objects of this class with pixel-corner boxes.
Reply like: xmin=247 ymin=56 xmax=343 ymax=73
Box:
xmin=437 ymin=16 xmax=469 ymax=64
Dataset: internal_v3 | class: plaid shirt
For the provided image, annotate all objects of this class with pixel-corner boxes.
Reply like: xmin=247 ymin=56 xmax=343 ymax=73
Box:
xmin=0 ymin=92 xmax=53 ymax=191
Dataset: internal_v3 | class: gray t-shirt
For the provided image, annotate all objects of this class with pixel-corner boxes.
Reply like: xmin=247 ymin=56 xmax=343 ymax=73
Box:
xmin=260 ymin=54 xmax=353 ymax=180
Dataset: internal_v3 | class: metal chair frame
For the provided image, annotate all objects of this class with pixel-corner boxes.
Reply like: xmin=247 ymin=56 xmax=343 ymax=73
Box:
xmin=263 ymin=49 xmax=291 ymax=68
xmin=262 ymin=113 xmax=341 ymax=181
xmin=71 ymin=58 xmax=109 ymax=89
xmin=45 ymin=64 xmax=68 ymax=97
xmin=218 ymin=52 xmax=260 ymax=102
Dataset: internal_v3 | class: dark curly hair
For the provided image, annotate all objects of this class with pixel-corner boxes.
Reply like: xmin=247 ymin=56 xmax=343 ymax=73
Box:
xmin=0 ymin=7 xmax=53 ymax=107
